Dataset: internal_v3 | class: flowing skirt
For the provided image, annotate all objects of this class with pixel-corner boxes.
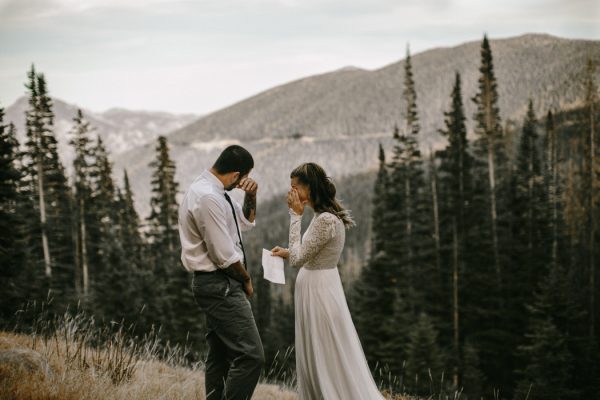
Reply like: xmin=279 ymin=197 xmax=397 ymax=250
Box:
xmin=295 ymin=267 xmax=385 ymax=400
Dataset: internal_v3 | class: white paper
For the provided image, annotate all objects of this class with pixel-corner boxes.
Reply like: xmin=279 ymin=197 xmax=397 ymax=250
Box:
xmin=262 ymin=248 xmax=286 ymax=284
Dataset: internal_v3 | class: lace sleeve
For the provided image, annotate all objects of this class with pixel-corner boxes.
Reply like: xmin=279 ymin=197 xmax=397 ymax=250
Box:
xmin=288 ymin=210 xmax=338 ymax=268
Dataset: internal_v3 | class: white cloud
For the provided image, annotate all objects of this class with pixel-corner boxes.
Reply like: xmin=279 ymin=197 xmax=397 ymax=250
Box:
xmin=0 ymin=0 xmax=597 ymax=113
xmin=0 ymin=0 xmax=182 ymax=23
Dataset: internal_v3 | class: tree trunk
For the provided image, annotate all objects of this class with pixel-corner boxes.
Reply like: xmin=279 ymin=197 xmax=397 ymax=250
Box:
xmin=405 ymin=176 xmax=412 ymax=255
xmin=72 ymin=197 xmax=81 ymax=296
xmin=452 ymin=217 xmax=460 ymax=388
xmin=80 ymin=197 xmax=89 ymax=296
xmin=36 ymin=158 xmax=51 ymax=278
xmin=550 ymin=118 xmax=559 ymax=267
xmin=459 ymin=141 xmax=465 ymax=245
xmin=430 ymin=152 xmax=441 ymax=275
xmin=565 ymin=150 xmax=579 ymax=271
xmin=589 ymin=83 xmax=596 ymax=339
xmin=528 ymin=133 xmax=534 ymax=253
xmin=483 ymin=76 xmax=502 ymax=299
xmin=487 ymin=141 xmax=502 ymax=296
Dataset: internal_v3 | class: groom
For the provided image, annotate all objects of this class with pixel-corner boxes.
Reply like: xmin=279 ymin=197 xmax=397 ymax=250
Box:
xmin=178 ymin=145 xmax=264 ymax=400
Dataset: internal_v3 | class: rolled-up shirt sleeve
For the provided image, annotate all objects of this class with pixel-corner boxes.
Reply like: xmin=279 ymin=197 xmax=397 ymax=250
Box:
xmin=192 ymin=194 xmax=241 ymax=269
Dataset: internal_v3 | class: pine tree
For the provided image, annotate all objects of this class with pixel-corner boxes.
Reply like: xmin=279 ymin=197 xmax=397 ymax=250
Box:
xmin=514 ymin=261 xmax=584 ymax=400
xmin=378 ymin=285 xmax=412 ymax=383
xmin=556 ymin=106 xmax=600 ymax=398
xmin=118 ymin=169 xmax=143 ymax=264
xmin=461 ymin=339 xmax=484 ymax=400
xmin=423 ymin=149 xmax=445 ymax=323
xmin=395 ymin=46 xmax=422 ymax=279
xmin=436 ymin=72 xmax=474 ymax=388
xmin=582 ymin=58 xmax=599 ymax=339
xmin=371 ymin=144 xmax=388 ymax=256
xmin=438 ymin=73 xmax=473 ymax=248
xmin=471 ymin=34 xmax=507 ymax=297
xmin=68 ymin=109 xmax=94 ymax=297
xmin=428 ymin=150 xmax=441 ymax=280
xmin=385 ymin=46 xmax=428 ymax=314
xmin=542 ymin=111 xmax=562 ymax=271
xmin=86 ymin=135 xmax=116 ymax=299
xmin=0 ymin=109 xmax=27 ymax=322
xmin=37 ymin=73 xmax=74 ymax=286
xmin=512 ymin=100 xmax=546 ymax=279
xmin=21 ymin=66 xmax=75 ymax=305
xmin=145 ymin=135 xmax=193 ymax=343
xmin=403 ymin=45 xmax=420 ymax=137
xmin=353 ymin=145 xmax=405 ymax=372
xmin=355 ymin=251 xmax=411 ymax=374
xmin=87 ymin=135 xmax=127 ymax=318
xmin=404 ymin=313 xmax=446 ymax=397
xmin=469 ymin=35 xmax=512 ymax=389
xmin=22 ymin=65 xmax=52 ymax=279
xmin=147 ymin=136 xmax=179 ymax=254
xmin=499 ymin=100 xmax=548 ymax=397
xmin=112 ymin=178 xmax=146 ymax=322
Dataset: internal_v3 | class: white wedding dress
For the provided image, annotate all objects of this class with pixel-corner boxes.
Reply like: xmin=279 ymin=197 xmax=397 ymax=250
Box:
xmin=287 ymin=210 xmax=385 ymax=400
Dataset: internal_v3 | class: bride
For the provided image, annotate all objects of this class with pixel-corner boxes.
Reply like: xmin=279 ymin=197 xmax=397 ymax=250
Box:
xmin=271 ymin=162 xmax=385 ymax=400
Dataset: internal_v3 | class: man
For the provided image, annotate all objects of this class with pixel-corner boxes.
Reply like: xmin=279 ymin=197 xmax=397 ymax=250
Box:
xmin=178 ymin=145 xmax=264 ymax=400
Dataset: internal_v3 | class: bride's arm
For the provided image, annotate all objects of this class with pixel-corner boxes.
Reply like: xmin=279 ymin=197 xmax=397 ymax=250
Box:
xmin=288 ymin=211 xmax=337 ymax=268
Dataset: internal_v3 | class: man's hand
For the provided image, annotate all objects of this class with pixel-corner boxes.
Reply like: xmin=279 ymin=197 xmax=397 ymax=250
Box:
xmin=243 ymin=278 xmax=254 ymax=298
xmin=222 ymin=261 xmax=251 ymax=285
xmin=271 ymin=246 xmax=289 ymax=259
xmin=238 ymin=177 xmax=258 ymax=197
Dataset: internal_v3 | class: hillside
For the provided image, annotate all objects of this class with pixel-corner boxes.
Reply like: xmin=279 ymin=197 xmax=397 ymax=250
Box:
xmin=0 ymin=317 xmax=408 ymax=400
xmin=4 ymin=96 xmax=197 ymax=170
xmin=168 ymin=33 xmax=598 ymax=144
xmin=0 ymin=331 xmax=298 ymax=400
xmin=113 ymin=33 xmax=600 ymax=217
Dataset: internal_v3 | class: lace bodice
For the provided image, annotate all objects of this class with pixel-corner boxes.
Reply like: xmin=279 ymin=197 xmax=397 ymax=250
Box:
xmin=288 ymin=209 xmax=345 ymax=270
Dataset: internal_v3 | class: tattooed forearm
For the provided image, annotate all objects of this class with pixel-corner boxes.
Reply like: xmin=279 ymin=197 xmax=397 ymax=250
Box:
xmin=243 ymin=193 xmax=256 ymax=221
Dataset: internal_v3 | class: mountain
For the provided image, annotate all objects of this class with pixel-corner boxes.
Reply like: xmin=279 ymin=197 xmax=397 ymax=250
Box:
xmin=4 ymin=96 xmax=198 ymax=171
xmin=168 ymin=33 xmax=598 ymax=144
xmin=112 ymin=34 xmax=600 ymax=218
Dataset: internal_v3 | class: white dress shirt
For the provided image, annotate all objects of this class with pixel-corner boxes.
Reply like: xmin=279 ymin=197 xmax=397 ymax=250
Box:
xmin=178 ymin=169 xmax=255 ymax=272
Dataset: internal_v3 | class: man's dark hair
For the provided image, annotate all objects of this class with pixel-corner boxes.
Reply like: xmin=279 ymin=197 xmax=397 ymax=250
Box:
xmin=213 ymin=145 xmax=254 ymax=176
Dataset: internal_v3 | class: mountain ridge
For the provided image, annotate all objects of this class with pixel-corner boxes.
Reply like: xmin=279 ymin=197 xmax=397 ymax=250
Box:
xmin=4 ymin=96 xmax=198 ymax=169
xmin=113 ymin=33 xmax=599 ymax=217
xmin=167 ymin=33 xmax=598 ymax=146
xmin=4 ymin=33 xmax=597 ymax=218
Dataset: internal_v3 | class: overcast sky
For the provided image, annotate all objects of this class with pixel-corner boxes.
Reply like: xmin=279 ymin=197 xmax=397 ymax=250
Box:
xmin=0 ymin=0 xmax=598 ymax=114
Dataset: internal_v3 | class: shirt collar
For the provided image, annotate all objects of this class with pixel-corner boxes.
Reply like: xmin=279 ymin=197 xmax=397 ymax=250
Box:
xmin=201 ymin=169 xmax=225 ymax=194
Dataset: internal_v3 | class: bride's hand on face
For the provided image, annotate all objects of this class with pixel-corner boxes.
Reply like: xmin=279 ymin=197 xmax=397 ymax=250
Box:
xmin=271 ymin=246 xmax=289 ymax=259
xmin=287 ymin=188 xmax=304 ymax=215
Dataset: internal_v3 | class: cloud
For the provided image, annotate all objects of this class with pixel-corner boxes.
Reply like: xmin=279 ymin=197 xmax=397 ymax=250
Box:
xmin=0 ymin=0 xmax=180 ymax=24
xmin=0 ymin=0 xmax=597 ymax=113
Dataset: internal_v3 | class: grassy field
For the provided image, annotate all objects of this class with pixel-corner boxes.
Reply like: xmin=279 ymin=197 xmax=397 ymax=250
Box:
xmin=0 ymin=329 xmax=297 ymax=400
xmin=0 ymin=311 xmax=409 ymax=400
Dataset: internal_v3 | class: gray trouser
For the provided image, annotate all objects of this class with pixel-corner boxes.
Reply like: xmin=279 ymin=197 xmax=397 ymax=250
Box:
xmin=192 ymin=271 xmax=265 ymax=400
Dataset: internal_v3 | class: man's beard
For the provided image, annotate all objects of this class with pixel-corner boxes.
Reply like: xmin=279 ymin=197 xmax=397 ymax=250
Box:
xmin=225 ymin=178 xmax=241 ymax=191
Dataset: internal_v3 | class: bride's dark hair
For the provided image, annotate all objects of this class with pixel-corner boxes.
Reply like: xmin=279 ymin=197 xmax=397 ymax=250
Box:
xmin=290 ymin=163 xmax=355 ymax=228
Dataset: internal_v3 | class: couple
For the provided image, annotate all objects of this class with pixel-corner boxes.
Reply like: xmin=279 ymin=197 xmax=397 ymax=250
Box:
xmin=178 ymin=145 xmax=384 ymax=400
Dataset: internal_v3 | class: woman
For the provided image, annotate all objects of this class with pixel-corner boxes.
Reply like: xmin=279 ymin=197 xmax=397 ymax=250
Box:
xmin=271 ymin=162 xmax=385 ymax=400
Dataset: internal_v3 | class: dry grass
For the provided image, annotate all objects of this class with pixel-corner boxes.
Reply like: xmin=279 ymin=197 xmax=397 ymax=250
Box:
xmin=0 ymin=331 xmax=298 ymax=400
xmin=0 ymin=307 xmax=412 ymax=400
